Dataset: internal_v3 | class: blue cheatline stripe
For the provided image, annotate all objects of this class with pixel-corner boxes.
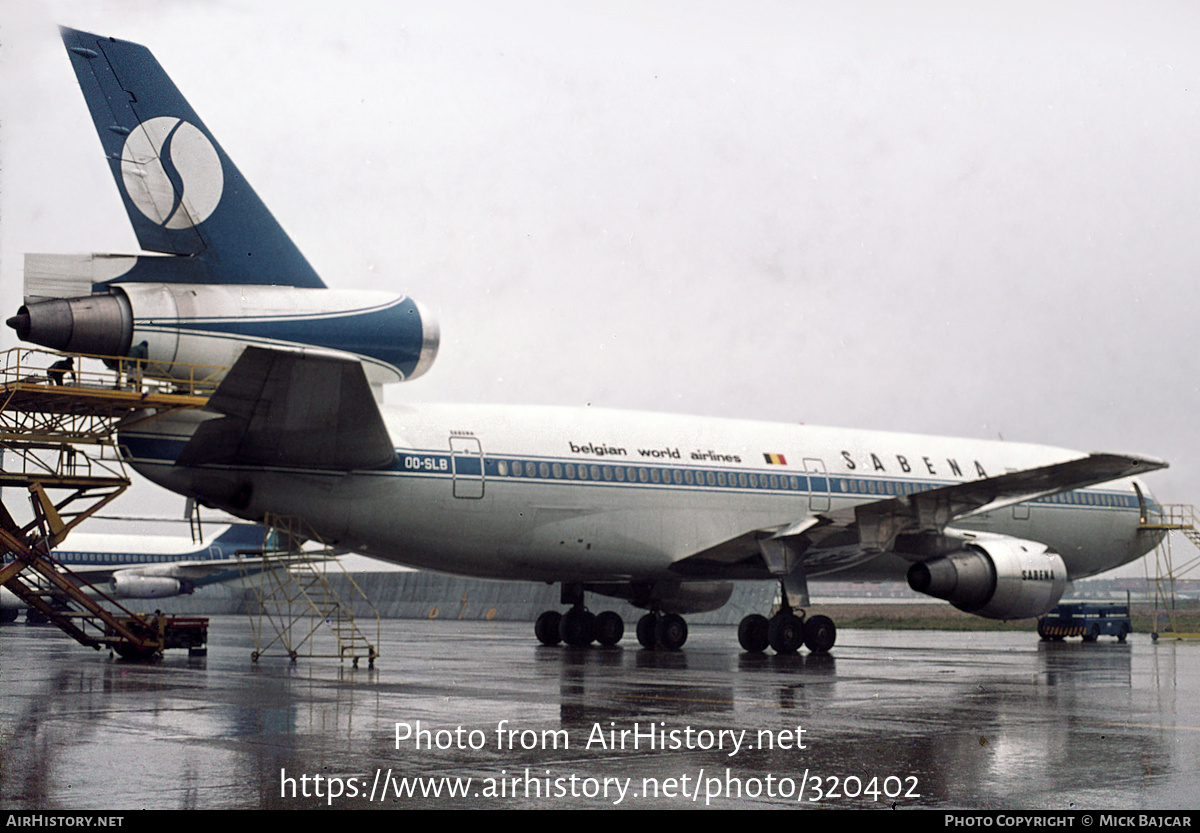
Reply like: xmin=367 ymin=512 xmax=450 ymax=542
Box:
xmin=135 ymin=296 xmax=428 ymax=379
xmin=121 ymin=436 xmax=1141 ymax=508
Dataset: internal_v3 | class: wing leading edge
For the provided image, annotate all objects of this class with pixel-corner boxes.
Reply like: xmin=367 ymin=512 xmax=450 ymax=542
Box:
xmin=851 ymin=452 xmax=1166 ymax=550
xmin=674 ymin=452 xmax=1167 ymax=578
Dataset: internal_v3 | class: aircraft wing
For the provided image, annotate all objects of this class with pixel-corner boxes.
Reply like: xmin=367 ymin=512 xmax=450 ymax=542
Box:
xmin=672 ymin=452 xmax=1167 ymax=578
xmin=175 ymin=346 xmax=395 ymax=470
xmin=849 ymin=452 xmax=1166 ymax=550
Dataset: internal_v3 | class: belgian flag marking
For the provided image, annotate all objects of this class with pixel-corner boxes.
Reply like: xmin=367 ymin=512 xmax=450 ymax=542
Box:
xmin=763 ymin=453 xmax=788 ymax=465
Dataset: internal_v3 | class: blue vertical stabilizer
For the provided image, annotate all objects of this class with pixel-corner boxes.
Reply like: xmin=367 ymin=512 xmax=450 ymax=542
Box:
xmin=59 ymin=27 xmax=325 ymax=288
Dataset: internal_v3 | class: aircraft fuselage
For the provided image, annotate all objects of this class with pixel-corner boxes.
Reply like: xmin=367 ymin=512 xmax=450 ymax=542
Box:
xmin=121 ymin=403 xmax=1156 ymax=592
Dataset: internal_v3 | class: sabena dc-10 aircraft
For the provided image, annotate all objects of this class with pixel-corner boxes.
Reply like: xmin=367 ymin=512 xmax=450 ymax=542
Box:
xmin=9 ymin=28 xmax=1167 ymax=654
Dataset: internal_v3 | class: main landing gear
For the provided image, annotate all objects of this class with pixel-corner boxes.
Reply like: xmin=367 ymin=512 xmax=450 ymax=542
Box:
xmin=535 ymin=607 xmax=625 ymax=647
xmin=535 ymin=583 xmax=627 ymax=648
xmin=533 ymin=581 xmax=836 ymax=655
xmin=737 ymin=580 xmax=836 ymax=655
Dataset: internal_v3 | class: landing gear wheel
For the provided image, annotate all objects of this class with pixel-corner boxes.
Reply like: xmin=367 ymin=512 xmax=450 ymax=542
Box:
xmin=803 ymin=614 xmax=836 ymax=653
xmin=594 ymin=611 xmax=624 ymax=646
xmin=637 ymin=613 xmax=657 ymax=649
xmin=535 ymin=610 xmax=562 ymax=646
xmin=738 ymin=614 xmax=770 ymax=653
xmin=656 ymin=613 xmax=688 ymax=650
xmin=559 ymin=608 xmax=595 ymax=647
xmin=768 ymin=612 xmax=804 ymax=654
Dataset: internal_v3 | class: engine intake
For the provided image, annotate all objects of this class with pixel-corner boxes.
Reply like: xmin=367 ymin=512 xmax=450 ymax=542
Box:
xmin=8 ymin=294 xmax=133 ymax=357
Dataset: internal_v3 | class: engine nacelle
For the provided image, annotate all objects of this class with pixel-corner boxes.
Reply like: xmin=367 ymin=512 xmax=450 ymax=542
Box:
xmin=906 ymin=535 xmax=1067 ymax=620
xmin=8 ymin=283 xmax=439 ymax=388
xmin=111 ymin=573 xmax=189 ymax=599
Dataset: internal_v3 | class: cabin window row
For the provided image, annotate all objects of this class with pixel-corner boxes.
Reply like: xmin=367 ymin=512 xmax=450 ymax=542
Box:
xmin=488 ymin=458 xmax=1136 ymax=507
xmin=495 ymin=459 xmax=802 ymax=490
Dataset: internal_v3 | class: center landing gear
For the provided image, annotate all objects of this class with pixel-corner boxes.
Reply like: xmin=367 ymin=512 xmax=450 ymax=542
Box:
xmin=738 ymin=580 xmax=836 ymax=655
xmin=636 ymin=611 xmax=688 ymax=651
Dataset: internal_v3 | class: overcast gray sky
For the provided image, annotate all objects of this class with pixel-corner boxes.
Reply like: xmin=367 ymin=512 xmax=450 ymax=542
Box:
xmin=2 ymin=1 xmax=1199 ymax=537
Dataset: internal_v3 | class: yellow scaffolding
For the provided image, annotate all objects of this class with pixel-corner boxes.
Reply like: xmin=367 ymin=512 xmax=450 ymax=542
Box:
xmin=0 ymin=348 xmax=382 ymax=663
xmin=237 ymin=514 xmax=380 ymax=668
xmin=0 ymin=348 xmax=220 ymax=657
xmin=1139 ymin=503 xmax=1200 ymax=641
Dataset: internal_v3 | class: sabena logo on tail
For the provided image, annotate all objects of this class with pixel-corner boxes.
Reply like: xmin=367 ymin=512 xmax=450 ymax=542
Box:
xmin=121 ymin=117 xmax=224 ymax=229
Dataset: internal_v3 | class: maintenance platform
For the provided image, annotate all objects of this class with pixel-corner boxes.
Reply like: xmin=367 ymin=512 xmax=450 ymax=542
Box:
xmin=0 ymin=348 xmax=380 ymax=664
xmin=0 ymin=348 xmax=219 ymax=658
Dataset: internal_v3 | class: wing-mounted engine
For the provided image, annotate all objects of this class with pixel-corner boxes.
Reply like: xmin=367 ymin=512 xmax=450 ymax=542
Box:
xmin=9 ymin=273 xmax=439 ymax=388
xmin=906 ymin=533 xmax=1067 ymax=620
xmin=111 ymin=573 xmax=191 ymax=599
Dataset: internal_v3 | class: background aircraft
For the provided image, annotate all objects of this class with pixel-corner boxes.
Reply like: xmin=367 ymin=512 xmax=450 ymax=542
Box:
xmin=0 ymin=524 xmax=266 ymax=622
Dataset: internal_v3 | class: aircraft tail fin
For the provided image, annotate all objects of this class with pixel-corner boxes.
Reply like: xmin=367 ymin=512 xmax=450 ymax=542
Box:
xmin=59 ymin=27 xmax=324 ymax=288
xmin=212 ymin=524 xmax=269 ymax=548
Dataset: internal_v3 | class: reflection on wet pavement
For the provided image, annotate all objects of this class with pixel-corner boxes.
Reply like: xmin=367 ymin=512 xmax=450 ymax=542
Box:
xmin=1 ymin=618 xmax=1195 ymax=809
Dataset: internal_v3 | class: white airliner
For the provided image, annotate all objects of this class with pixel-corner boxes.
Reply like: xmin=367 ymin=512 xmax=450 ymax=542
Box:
xmin=0 ymin=525 xmax=265 ymax=622
xmin=8 ymin=28 xmax=1167 ymax=653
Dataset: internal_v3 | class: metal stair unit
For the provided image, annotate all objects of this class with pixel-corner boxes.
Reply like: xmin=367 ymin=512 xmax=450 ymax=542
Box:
xmin=238 ymin=514 xmax=380 ymax=667
xmin=1139 ymin=503 xmax=1200 ymax=641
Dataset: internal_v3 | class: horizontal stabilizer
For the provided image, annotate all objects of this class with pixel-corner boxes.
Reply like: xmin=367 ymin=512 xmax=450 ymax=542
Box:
xmin=175 ymin=347 xmax=395 ymax=470
xmin=24 ymin=253 xmax=210 ymax=301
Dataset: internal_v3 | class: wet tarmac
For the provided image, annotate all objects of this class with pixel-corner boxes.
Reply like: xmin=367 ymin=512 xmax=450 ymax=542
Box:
xmin=1 ymin=616 xmax=1198 ymax=809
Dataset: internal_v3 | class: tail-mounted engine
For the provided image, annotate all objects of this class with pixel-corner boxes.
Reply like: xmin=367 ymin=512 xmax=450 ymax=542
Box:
xmin=9 ymin=273 xmax=439 ymax=389
xmin=906 ymin=535 xmax=1067 ymax=620
xmin=20 ymin=30 xmax=441 ymax=391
